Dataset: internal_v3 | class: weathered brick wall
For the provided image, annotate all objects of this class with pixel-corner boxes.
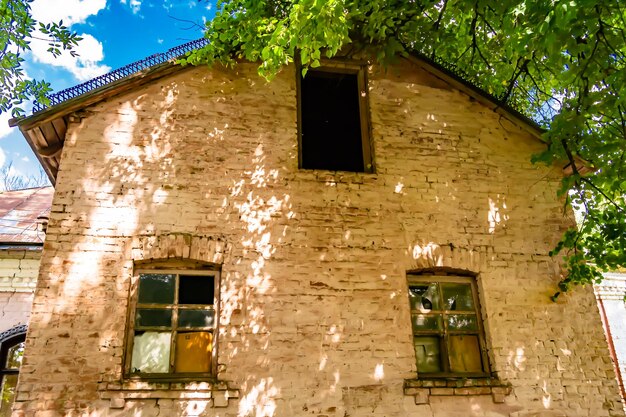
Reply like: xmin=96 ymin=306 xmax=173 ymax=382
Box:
xmin=0 ymin=292 xmax=33 ymax=332
xmin=0 ymin=251 xmax=39 ymax=332
xmin=14 ymin=61 xmax=624 ymax=417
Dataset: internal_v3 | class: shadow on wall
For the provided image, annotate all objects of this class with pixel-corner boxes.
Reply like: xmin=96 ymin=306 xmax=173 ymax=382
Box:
xmin=19 ymin=69 xmax=294 ymax=416
xmin=15 ymin=63 xmax=615 ymax=417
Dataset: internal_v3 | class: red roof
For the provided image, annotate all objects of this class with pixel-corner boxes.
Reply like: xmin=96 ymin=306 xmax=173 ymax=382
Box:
xmin=0 ymin=187 xmax=53 ymax=244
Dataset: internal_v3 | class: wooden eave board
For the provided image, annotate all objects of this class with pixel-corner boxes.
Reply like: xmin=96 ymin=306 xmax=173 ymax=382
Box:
xmin=21 ymin=127 xmax=57 ymax=185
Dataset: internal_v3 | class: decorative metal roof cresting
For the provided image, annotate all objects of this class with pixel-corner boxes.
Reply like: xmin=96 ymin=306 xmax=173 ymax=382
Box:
xmin=32 ymin=38 xmax=211 ymax=113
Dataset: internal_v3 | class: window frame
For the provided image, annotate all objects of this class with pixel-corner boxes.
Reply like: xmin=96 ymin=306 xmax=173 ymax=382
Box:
xmin=407 ymin=273 xmax=491 ymax=378
xmin=296 ymin=62 xmax=374 ymax=173
xmin=124 ymin=268 xmax=221 ymax=380
xmin=0 ymin=328 xmax=26 ymax=415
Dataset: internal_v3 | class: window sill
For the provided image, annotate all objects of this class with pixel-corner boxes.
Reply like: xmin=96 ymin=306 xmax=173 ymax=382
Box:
xmin=404 ymin=377 xmax=512 ymax=404
xmin=98 ymin=380 xmax=239 ymax=409
xmin=294 ymin=169 xmax=379 ymax=183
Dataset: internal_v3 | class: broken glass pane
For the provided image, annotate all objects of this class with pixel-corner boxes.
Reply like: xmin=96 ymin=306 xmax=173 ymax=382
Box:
xmin=0 ymin=374 xmax=18 ymax=417
xmin=138 ymin=274 xmax=175 ymax=304
xmin=411 ymin=314 xmax=442 ymax=331
xmin=131 ymin=331 xmax=171 ymax=373
xmin=136 ymin=309 xmax=172 ymax=327
xmin=414 ymin=336 xmax=442 ymax=373
xmin=442 ymin=283 xmax=474 ymax=311
xmin=178 ymin=309 xmax=215 ymax=328
xmin=409 ymin=283 xmax=440 ymax=311
xmin=5 ymin=342 xmax=24 ymax=369
xmin=447 ymin=314 xmax=478 ymax=331
xmin=174 ymin=332 xmax=212 ymax=373
xmin=179 ymin=275 xmax=214 ymax=305
xmin=449 ymin=335 xmax=482 ymax=373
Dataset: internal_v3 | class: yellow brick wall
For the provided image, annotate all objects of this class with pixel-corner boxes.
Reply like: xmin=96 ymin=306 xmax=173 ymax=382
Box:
xmin=0 ymin=251 xmax=38 ymax=333
xmin=14 ymin=61 xmax=624 ymax=417
xmin=0 ymin=251 xmax=40 ymax=293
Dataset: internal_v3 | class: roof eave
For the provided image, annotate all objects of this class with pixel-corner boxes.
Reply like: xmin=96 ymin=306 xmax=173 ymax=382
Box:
xmin=11 ymin=60 xmax=187 ymax=184
xmin=404 ymin=53 xmax=545 ymax=141
xmin=12 ymin=52 xmax=572 ymax=184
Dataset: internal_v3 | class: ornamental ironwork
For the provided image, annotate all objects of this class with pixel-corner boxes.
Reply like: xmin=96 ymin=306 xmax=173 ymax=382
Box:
xmin=32 ymin=38 xmax=210 ymax=113
xmin=0 ymin=324 xmax=27 ymax=344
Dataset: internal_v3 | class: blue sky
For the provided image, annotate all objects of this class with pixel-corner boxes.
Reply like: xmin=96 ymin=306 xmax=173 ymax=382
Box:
xmin=1 ymin=0 xmax=216 ymax=183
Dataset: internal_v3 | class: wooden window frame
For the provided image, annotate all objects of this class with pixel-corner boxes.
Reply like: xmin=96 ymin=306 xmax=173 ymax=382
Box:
xmin=296 ymin=62 xmax=374 ymax=173
xmin=407 ymin=273 xmax=491 ymax=378
xmin=124 ymin=268 xmax=221 ymax=381
xmin=0 ymin=331 xmax=25 ymax=415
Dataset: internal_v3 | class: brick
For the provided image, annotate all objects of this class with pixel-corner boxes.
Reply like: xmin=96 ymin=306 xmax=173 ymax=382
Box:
xmin=429 ymin=388 xmax=454 ymax=396
xmin=11 ymin=60 xmax=624 ymax=417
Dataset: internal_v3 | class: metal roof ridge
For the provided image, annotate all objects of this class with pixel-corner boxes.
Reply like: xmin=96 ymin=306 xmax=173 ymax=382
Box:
xmin=31 ymin=38 xmax=210 ymax=114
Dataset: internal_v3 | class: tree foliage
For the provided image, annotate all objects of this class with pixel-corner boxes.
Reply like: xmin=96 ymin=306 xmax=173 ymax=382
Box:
xmin=184 ymin=0 xmax=626 ymax=295
xmin=0 ymin=0 xmax=81 ymax=116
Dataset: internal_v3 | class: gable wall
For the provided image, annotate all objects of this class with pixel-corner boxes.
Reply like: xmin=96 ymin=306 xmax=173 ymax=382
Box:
xmin=14 ymin=62 xmax=624 ymax=417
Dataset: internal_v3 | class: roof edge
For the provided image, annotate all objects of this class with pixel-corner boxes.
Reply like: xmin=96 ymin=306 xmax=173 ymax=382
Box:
xmin=15 ymin=60 xmax=184 ymax=131
xmin=405 ymin=53 xmax=545 ymax=141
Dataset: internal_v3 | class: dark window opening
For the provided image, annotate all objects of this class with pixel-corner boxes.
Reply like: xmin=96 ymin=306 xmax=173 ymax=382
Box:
xmin=179 ymin=275 xmax=214 ymax=305
xmin=300 ymin=69 xmax=370 ymax=172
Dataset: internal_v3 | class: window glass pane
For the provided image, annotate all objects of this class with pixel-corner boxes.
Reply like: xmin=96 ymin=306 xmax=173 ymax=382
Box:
xmin=5 ymin=342 xmax=24 ymax=369
xmin=409 ymin=283 xmax=440 ymax=311
xmin=136 ymin=309 xmax=172 ymax=327
xmin=411 ymin=314 xmax=442 ymax=331
xmin=178 ymin=309 xmax=215 ymax=328
xmin=414 ymin=336 xmax=442 ymax=373
xmin=174 ymin=332 xmax=212 ymax=373
xmin=0 ymin=374 xmax=18 ymax=417
xmin=442 ymin=283 xmax=474 ymax=311
xmin=138 ymin=274 xmax=175 ymax=304
xmin=449 ymin=335 xmax=483 ymax=373
xmin=179 ymin=275 xmax=214 ymax=305
xmin=131 ymin=331 xmax=171 ymax=373
xmin=447 ymin=314 xmax=478 ymax=331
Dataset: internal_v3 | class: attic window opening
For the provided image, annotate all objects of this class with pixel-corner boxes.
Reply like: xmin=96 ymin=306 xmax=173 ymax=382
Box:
xmin=298 ymin=67 xmax=373 ymax=173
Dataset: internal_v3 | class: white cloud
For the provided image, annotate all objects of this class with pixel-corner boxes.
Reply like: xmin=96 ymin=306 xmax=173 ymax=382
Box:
xmin=120 ymin=0 xmax=142 ymax=14
xmin=29 ymin=0 xmax=110 ymax=82
xmin=21 ymin=156 xmax=30 ymax=162
xmin=30 ymin=33 xmax=111 ymax=82
xmin=31 ymin=0 xmax=107 ymax=25
xmin=157 ymin=38 xmax=164 ymax=44
xmin=0 ymin=113 xmax=13 ymax=140
xmin=0 ymin=148 xmax=6 ymax=169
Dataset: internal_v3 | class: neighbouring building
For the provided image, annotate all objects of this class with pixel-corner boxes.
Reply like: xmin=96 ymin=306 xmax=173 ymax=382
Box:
xmin=9 ymin=40 xmax=625 ymax=417
xmin=596 ymin=272 xmax=626 ymax=406
xmin=0 ymin=186 xmax=53 ymax=415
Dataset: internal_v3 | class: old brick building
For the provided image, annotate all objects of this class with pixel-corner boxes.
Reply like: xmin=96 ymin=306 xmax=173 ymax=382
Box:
xmin=10 ymin=43 xmax=625 ymax=417
xmin=0 ymin=186 xmax=53 ymax=415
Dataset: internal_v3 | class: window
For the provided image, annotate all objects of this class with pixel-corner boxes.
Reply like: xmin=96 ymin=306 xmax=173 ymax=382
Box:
xmin=0 ymin=328 xmax=26 ymax=417
xmin=126 ymin=269 xmax=219 ymax=377
xmin=408 ymin=274 xmax=489 ymax=377
xmin=298 ymin=66 xmax=373 ymax=172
